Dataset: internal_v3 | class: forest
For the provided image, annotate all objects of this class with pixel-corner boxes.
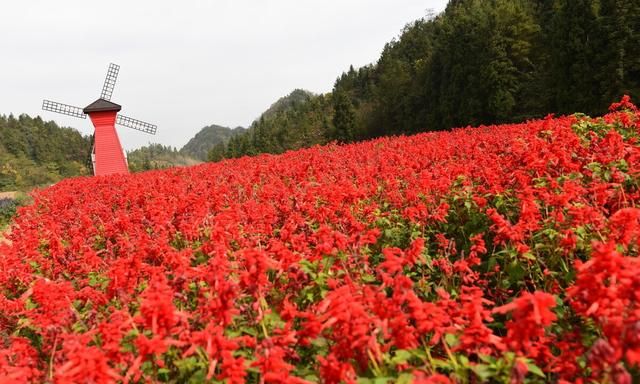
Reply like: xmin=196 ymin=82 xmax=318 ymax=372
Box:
xmin=126 ymin=144 xmax=200 ymax=172
xmin=217 ymin=0 xmax=640 ymax=159
xmin=0 ymin=114 xmax=91 ymax=191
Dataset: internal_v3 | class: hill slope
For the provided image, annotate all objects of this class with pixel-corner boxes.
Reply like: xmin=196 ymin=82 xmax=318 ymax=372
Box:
xmin=0 ymin=114 xmax=91 ymax=191
xmin=1 ymin=98 xmax=638 ymax=382
xmin=209 ymin=90 xmax=330 ymax=161
xmin=258 ymin=89 xmax=314 ymax=121
xmin=216 ymin=0 xmax=640 ymax=160
xmin=180 ymin=124 xmax=246 ymax=161
xmin=126 ymin=144 xmax=201 ymax=172
xmin=127 ymin=125 xmax=245 ymax=171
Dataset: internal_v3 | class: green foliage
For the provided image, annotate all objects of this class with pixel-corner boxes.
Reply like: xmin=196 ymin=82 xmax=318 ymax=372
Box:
xmin=216 ymin=91 xmax=333 ymax=160
xmin=0 ymin=198 xmax=19 ymax=229
xmin=595 ymin=0 xmax=640 ymax=106
xmin=259 ymin=89 xmax=314 ymax=121
xmin=180 ymin=124 xmax=246 ymax=161
xmin=0 ymin=114 xmax=91 ymax=191
xmin=544 ymin=0 xmax=602 ymax=114
xmin=332 ymin=91 xmax=356 ymax=142
xmin=127 ymin=143 xmax=201 ymax=172
xmin=208 ymin=0 xmax=640 ymax=160
xmin=0 ymin=192 xmax=29 ymax=229
xmin=207 ymin=142 xmax=227 ymax=162
xmin=130 ymin=124 xmax=245 ymax=170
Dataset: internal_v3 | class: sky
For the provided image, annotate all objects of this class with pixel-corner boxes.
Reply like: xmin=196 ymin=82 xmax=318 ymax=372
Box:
xmin=0 ymin=0 xmax=448 ymax=150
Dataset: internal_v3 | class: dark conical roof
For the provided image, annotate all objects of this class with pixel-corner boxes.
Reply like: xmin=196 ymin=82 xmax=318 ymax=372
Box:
xmin=83 ymin=98 xmax=122 ymax=113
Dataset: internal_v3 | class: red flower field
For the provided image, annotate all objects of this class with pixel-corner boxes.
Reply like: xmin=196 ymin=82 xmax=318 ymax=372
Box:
xmin=1 ymin=97 xmax=639 ymax=383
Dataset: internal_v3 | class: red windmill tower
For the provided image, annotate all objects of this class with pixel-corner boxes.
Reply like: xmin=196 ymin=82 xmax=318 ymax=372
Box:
xmin=42 ymin=63 xmax=157 ymax=176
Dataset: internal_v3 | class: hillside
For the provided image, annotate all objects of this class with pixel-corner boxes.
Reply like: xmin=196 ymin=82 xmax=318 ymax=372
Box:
xmin=0 ymin=114 xmax=91 ymax=191
xmin=180 ymin=124 xmax=246 ymax=161
xmin=126 ymin=143 xmax=201 ymax=172
xmin=1 ymin=98 xmax=638 ymax=382
xmin=258 ymin=88 xmax=314 ymax=121
xmin=126 ymin=124 xmax=245 ymax=171
xmin=128 ymin=90 xmax=314 ymax=167
xmin=215 ymin=0 xmax=640 ymax=160
xmin=208 ymin=89 xmax=317 ymax=161
xmin=209 ymin=90 xmax=330 ymax=161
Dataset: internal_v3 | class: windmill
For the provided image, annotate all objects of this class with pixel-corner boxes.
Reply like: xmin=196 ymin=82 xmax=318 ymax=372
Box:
xmin=42 ymin=63 xmax=157 ymax=176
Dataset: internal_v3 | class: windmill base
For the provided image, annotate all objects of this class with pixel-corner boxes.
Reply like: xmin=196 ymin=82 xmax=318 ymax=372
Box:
xmin=88 ymin=111 xmax=129 ymax=176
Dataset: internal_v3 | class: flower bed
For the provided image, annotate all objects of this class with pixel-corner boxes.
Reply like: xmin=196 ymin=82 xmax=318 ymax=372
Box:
xmin=1 ymin=97 xmax=639 ymax=383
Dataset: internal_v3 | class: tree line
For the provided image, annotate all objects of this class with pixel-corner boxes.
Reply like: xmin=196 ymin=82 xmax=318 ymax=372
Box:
xmin=126 ymin=144 xmax=201 ymax=172
xmin=214 ymin=0 xmax=640 ymax=160
xmin=0 ymin=114 xmax=91 ymax=191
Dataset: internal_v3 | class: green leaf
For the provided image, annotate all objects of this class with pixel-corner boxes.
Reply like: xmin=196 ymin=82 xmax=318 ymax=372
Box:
xmin=526 ymin=361 xmax=545 ymax=378
xmin=473 ymin=364 xmax=492 ymax=381
xmin=506 ymin=260 xmax=526 ymax=281
xmin=444 ymin=333 xmax=459 ymax=348
xmin=24 ymin=297 xmax=38 ymax=310
xmin=397 ymin=373 xmax=414 ymax=384
xmin=391 ymin=349 xmax=412 ymax=365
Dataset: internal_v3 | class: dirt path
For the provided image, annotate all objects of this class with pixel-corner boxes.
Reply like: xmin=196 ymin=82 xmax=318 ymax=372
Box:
xmin=0 ymin=192 xmax=17 ymax=200
xmin=0 ymin=230 xmax=9 ymax=245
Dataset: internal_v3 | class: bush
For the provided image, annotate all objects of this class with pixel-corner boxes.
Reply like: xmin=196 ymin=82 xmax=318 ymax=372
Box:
xmin=0 ymin=194 xmax=29 ymax=228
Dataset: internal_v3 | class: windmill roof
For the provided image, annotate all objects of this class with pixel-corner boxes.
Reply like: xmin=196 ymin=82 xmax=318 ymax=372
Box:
xmin=83 ymin=98 xmax=122 ymax=113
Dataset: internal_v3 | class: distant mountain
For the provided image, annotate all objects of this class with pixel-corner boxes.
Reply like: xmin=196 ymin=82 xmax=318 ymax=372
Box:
xmin=180 ymin=124 xmax=246 ymax=161
xmin=130 ymin=89 xmax=314 ymax=168
xmin=258 ymin=89 xmax=314 ymax=121
xmin=126 ymin=124 xmax=246 ymax=171
xmin=207 ymin=89 xmax=325 ymax=161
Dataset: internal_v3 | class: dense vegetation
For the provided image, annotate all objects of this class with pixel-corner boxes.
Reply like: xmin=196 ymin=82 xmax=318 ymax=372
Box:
xmin=131 ymin=93 xmax=315 ymax=168
xmin=0 ymin=198 xmax=18 ymax=230
xmin=0 ymin=114 xmax=91 ymax=191
xmin=127 ymin=125 xmax=246 ymax=171
xmin=209 ymin=90 xmax=330 ymax=161
xmin=0 ymin=193 xmax=28 ymax=230
xmin=258 ymin=89 xmax=315 ymax=121
xmin=1 ymin=98 xmax=639 ymax=382
xmin=126 ymin=144 xmax=201 ymax=172
xmin=217 ymin=0 xmax=640 ymax=160
xmin=181 ymin=124 xmax=246 ymax=161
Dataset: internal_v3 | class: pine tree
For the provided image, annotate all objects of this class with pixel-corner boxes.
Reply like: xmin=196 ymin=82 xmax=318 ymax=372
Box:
xmin=597 ymin=0 xmax=640 ymax=105
xmin=547 ymin=0 xmax=601 ymax=114
xmin=207 ymin=143 xmax=226 ymax=162
xmin=332 ymin=92 xmax=356 ymax=143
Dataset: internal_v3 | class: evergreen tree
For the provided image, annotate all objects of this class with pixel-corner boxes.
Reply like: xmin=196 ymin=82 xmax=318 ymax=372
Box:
xmin=546 ymin=0 xmax=601 ymax=114
xmin=207 ymin=143 xmax=226 ymax=162
xmin=252 ymin=118 xmax=270 ymax=153
xmin=332 ymin=92 xmax=356 ymax=143
xmin=597 ymin=0 xmax=640 ymax=104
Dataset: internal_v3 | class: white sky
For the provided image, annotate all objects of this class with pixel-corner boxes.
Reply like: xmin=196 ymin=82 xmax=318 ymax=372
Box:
xmin=0 ymin=0 xmax=448 ymax=150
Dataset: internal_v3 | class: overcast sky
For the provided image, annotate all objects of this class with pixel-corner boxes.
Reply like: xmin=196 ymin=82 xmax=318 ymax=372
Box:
xmin=1 ymin=0 xmax=448 ymax=150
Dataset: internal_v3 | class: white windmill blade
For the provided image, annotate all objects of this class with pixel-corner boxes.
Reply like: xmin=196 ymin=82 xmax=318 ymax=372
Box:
xmin=100 ymin=63 xmax=120 ymax=101
xmin=42 ymin=100 xmax=87 ymax=119
xmin=116 ymin=114 xmax=157 ymax=135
